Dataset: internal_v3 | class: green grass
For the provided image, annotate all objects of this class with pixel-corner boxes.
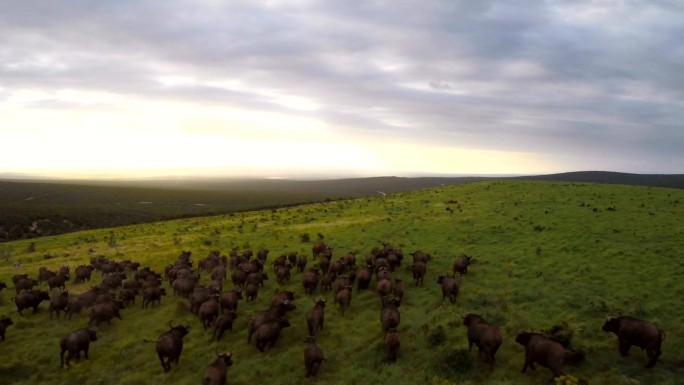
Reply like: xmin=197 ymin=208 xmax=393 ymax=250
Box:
xmin=0 ymin=181 xmax=682 ymax=385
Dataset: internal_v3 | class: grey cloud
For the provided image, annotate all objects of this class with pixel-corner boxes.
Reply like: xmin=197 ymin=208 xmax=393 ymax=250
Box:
xmin=1 ymin=0 xmax=683 ymax=173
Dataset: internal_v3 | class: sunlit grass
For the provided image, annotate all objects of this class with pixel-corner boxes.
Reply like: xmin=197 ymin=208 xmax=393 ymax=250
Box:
xmin=0 ymin=181 xmax=682 ymax=385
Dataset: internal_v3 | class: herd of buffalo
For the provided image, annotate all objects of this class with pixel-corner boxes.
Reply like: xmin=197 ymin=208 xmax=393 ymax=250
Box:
xmin=0 ymin=241 xmax=667 ymax=384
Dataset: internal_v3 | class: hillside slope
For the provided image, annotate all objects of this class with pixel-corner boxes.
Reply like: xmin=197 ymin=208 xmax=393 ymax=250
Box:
xmin=0 ymin=181 xmax=682 ymax=385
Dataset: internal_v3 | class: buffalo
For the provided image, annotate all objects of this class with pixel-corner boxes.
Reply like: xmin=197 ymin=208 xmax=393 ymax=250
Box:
xmin=247 ymin=300 xmax=296 ymax=343
xmin=385 ymin=327 xmax=401 ymax=362
xmin=0 ymin=317 xmax=13 ymax=340
xmin=89 ymin=299 xmax=123 ymax=326
xmin=213 ymin=312 xmax=238 ymax=341
xmin=220 ymin=289 xmax=243 ymax=313
xmin=0 ymin=282 xmax=7 ymax=292
xmin=271 ymin=290 xmax=295 ymax=307
xmin=203 ymin=349 xmax=233 ymax=385
xmin=336 ymin=285 xmax=353 ymax=316
xmin=393 ymin=278 xmax=404 ymax=302
xmin=515 ymin=330 xmax=584 ymax=378
xmin=14 ymin=290 xmax=50 ymax=315
xmin=304 ymin=335 xmax=324 ymax=377
xmin=381 ymin=297 xmax=401 ymax=332
xmin=142 ymin=287 xmax=167 ymax=309
xmin=412 ymin=261 xmax=426 ymax=287
xmin=245 ymin=282 xmax=259 ymax=302
xmin=14 ymin=277 xmax=38 ymax=294
xmin=74 ymin=265 xmax=95 ymax=283
xmin=198 ymin=296 xmax=220 ymax=330
xmin=254 ymin=318 xmax=291 ymax=352
xmin=438 ymin=275 xmax=459 ymax=304
xmin=463 ymin=314 xmax=503 ymax=370
xmin=48 ymin=273 xmax=68 ymax=291
xmin=60 ymin=327 xmax=98 ymax=367
xmin=376 ymin=277 xmax=392 ymax=299
xmin=296 ymin=255 xmax=308 ymax=273
xmin=302 ymin=268 xmax=320 ymax=295
xmin=602 ymin=316 xmax=665 ymax=368
xmin=49 ymin=291 xmax=70 ymax=319
xmin=145 ymin=322 xmax=190 ymax=372
xmin=453 ymin=255 xmax=473 ymax=276
xmin=307 ymin=299 xmax=326 ymax=336
xmin=356 ymin=265 xmax=372 ymax=291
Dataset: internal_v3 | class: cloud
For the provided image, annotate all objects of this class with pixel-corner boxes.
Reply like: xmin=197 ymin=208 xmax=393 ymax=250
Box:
xmin=1 ymin=0 xmax=683 ymax=174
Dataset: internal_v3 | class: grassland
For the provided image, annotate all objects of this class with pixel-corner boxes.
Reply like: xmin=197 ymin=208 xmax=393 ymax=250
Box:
xmin=0 ymin=181 xmax=682 ymax=385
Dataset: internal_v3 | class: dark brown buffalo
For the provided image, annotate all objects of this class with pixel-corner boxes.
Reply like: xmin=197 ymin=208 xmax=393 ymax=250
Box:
xmin=39 ymin=267 xmax=57 ymax=283
xmin=246 ymin=271 xmax=268 ymax=287
xmin=198 ymin=296 xmax=220 ymax=330
xmin=336 ymin=285 xmax=353 ymax=316
xmin=602 ymin=316 xmax=665 ymax=368
xmin=190 ymin=287 xmax=212 ymax=315
xmin=0 ymin=282 xmax=7 ymax=292
xmin=12 ymin=274 xmax=29 ymax=286
xmin=119 ymin=288 xmax=138 ymax=307
xmin=393 ymin=278 xmax=404 ymax=301
xmin=356 ymin=265 xmax=372 ymax=291
xmin=257 ymin=248 xmax=270 ymax=262
xmin=14 ymin=277 xmax=38 ymax=294
xmin=276 ymin=264 xmax=291 ymax=285
xmin=438 ymin=275 xmax=459 ymax=304
xmin=376 ymin=277 xmax=391 ymax=299
xmin=245 ymin=282 xmax=259 ymax=302
xmin=145 ymin=323 xmax=191 ymax=372
xmin=271 ymin=290 xmax=295 ymax=307
xmin=89 ymin=299 xmax=123 ymax=326
xmin=381 ymin=297 xmax=401 ymax=332
xmin=410 ymin=250 xmax=430 ymax=264
xmin=320 ymin=273 xmax=333 ymax=292
xmin=296 ymin=255 xmax=308 ymax=273
xmin=231 ymin=267 xmax=249 ymax=288
xmin=142 ymin=287 xmax=167 ymax=309
xmin=74 ymin=265 xmax=95 ymax=283
xmin=515 ymin=331 xmax=584 ymax=378
xmin=304 ymin=335 xmax=324 ymax=377
xmin=49 ymin=291 xmax=70 ymax=319
xmin=73 ymin=286 xmax=104 ymax=309
xmin=412 ymin=261 xmax=426 ymax=287
xmin=312 ymin=242 xmax=329 ymax=257
xmin=453 ymin=255 xmax=473 ymax=276
xmin=247 ymin=300 xmax=296 ymax=343
xmin=14 ymin=290 xmax=50 ymax=315
xmin=60 ymin=327 xmax=98 ymax=367
xmin=0 ymin=317 xmax=13 ymax=340
xmin=302 ymin=268 xmax=320 ymax=295
xmin=213 ymin=312 xmax=237 ymax=341
xmin=342 ymin=252 xmax=356 ymax=271
xmin=220 ymin=289 xmax=242 ymax=313
xmin=48 ymin=273 xmax=68 ymax=291
xmin=385 ymin=327 xmax=401 ymax=362
xmin=66 ymin=297 xmax=85 ymax=320
xmin=172 ymin=277 xmax=196 ymax=298
xmin=307 ymin=299 xmax=326 ymax=336
xmin=328 ymin=260 xmax=344 ymax=276
xmin=254 ymin=318 xmax=291 ymax=352
xmin=203 ymin=350 xmax=233 ymax=385
xmin=463 ymin=314 xmax=503 ymax=369
xmin=101 ymin=272 xmax=127 ymax=290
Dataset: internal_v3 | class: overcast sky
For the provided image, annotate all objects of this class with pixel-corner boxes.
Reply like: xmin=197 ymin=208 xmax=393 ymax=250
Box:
xmin=1 ymin=0 xmax=683 ymax=178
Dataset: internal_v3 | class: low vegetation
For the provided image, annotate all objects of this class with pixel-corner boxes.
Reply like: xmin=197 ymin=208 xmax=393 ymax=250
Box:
xmin=0 ymin=181 xmax=682 ymax=385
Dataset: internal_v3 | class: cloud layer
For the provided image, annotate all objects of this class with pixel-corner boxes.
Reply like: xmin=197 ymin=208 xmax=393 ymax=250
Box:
xmin=1 ymin=0 xmax=683 ymax=175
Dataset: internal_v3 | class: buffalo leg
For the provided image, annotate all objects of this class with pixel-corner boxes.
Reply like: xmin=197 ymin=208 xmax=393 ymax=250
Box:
xmin=619 ymin=339 xmax=631 ymax=356
xmin=646 ymin=349 xmax=660 ymax=368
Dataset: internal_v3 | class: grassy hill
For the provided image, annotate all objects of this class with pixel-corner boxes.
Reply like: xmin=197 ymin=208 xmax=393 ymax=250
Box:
xmin=0 ymin=181 xmax=682 ymax=385
xmin=2 ymin=172 xmax=683 ymax=243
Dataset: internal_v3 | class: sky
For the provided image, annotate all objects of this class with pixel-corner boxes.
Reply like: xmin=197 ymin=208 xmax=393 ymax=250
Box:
xmin=1 ymin=0 xmax=683 ymax=178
